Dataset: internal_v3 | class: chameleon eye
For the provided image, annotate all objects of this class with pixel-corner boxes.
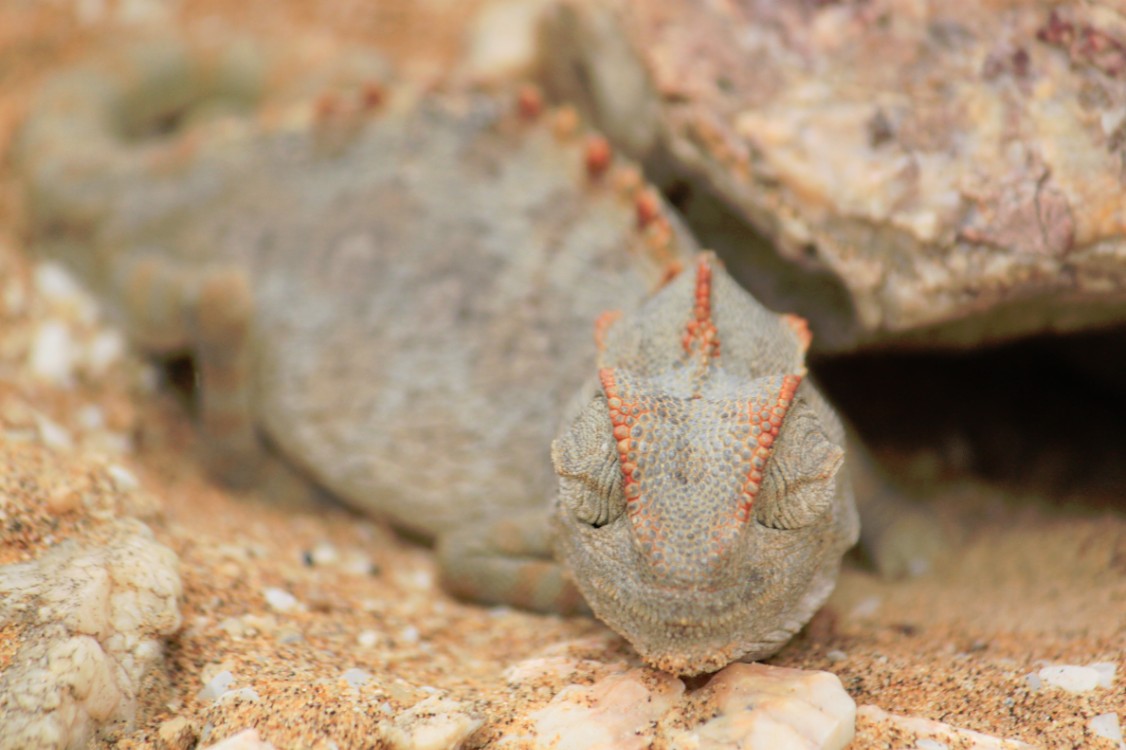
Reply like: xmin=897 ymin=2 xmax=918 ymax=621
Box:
xmin=754 ymin=401 xmax=844 ymax=530
xmin=551 ymin=396 xmax=626 ymax=528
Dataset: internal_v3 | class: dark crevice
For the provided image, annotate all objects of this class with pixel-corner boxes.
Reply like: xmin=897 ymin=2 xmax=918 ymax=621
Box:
xmin=814 ymin=326 xmax=1126 ymax=506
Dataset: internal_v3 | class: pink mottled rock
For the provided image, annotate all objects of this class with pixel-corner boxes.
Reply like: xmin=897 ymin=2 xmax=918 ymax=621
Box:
xmin=543 ymin=0 xmax=1126 ymax=352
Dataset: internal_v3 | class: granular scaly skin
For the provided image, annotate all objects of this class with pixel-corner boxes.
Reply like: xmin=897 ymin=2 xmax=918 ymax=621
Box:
xmin=15 ymin=36 xmax=857 ymax=674
xmin=542 ymin=0 xmax=1126 ymax=352
xmin=552 ymin=255 xmax=858 ymax=674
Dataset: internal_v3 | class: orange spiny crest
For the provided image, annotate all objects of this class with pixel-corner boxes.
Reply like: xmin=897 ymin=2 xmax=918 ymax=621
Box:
xmin=682 ymin=255 xmax=720 ymax=361
xmin=635 ymin=188 xmax=661 ymax=230
xmin=594 ymin=309 xmax=623 ymax=353
xmin=552 ymin=105 xmax=580 ymax=140
xmin=584 ymin=135 xmax=613 ymax=179
xmin=737 ymin=374 xmax=803 ymax=520
xmin=598 ymin=368 xmax=645 ymax=514
xmin=782 ymin=313 xmax=813 ymax=353
xmin=360 ymin=82 xmax=386 ymax=111
xmin=314 ymin=92 xmax=340 ymax=122
xmin=516 ymin=84 xmax=543 ymax=120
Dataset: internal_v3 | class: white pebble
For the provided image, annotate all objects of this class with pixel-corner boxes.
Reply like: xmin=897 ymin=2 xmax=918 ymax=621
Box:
xmin=106 ymin=464 xmax=140 ymax=492
xmin=1037 ymin=665 xmax=1101 ymax=693
xmin=1090 ymin=713 xmax=1125 ymax=750
xmin=30 ymin=321 xmax=77 ymax=386
xmin=76 ymin=404 xmax=105 ymax=431
xmin=400 ymin=626 xmax=420 ymax=644
xmin=263 ymin=587 xmax=301 ymax=613
xmin=34 ymin=261 xmax=84 ymax=302
xmin=343 ymin=552 xmax=376 ymax=576
xmin=35 ymin=414 xmax=73 ymax=450
xmin=465 ymin=0 xmax=551 ymax=82
xmin=310 ymin=541 xmax=340 ymax=566
xmin=342 ymin=668 xmax=372 ymax=689
xmin=1091 ymin=662 xmax=1117 ymax=689
xmin=358 ymin=630 xmax=379 ymax=648
xmin=197 ymin=670 xmax=236 ymax=702
xmin=216 ymin=687 xmax=260 ymax=705
xmin=85 ymin=329 xmax=125 ymax=375
xmin=849 ymin=596 xmax=882 ymax=620
xmin=826 ymin=650 xmax=848 ymax=663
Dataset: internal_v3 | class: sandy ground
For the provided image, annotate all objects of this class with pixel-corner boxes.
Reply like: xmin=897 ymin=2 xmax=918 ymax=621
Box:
xmin=0 ymin=2 xmax=1123 ymax=748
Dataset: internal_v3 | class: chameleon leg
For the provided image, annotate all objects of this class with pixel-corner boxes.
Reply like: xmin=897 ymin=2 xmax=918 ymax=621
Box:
xmin=191 ymin=269 xmax=263 ymax=488
xmin=437 ymin=509 xmax=590 ymax=616
xmin=121 ymin=257 xmax=264 ymax=486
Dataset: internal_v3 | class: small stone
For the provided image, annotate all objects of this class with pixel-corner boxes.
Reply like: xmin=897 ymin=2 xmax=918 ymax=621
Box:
xmin=263 ymin=587 xmax=300 ymax=613
xmin=34 ymin=261 xmax=85 ymax=303
xmin=499 ymin=668 xmax=683 ymax=749
xmin=197 ymin=670 xmax=236 ymax=702
xmin=1037 ymin=665 xmax=1101 ymax=693
xmin=216 ymin=687 xmax=260 ymax=705
xmin=29 ymin=321 xmax=77 ymax=386
xmin=1089 ymin=713 xmax=1124 ymax=749
xmin=75 ymin=404 xmax=106 ymax=431
xmin=671 ymin=663 xmax=856 ymax=750
xmin=849 ymin=596 xmax=882 ymax=619
xmin=342 ymin=668 xmax=372 ymax=689
xmin=826 ymin=649 xmax=848 ymax=663
xmin=308 ymin=541 xmax=339 ymax=566
xmin=106 ymin=464 xmax=140 ymax=492
xmin=199 ymin=728 xmax=278 ymax=750
xmin=35 ymin=413 xmax=74 ymax=450
xmin=1090 ymin=662 xmax=1118 ymax=689
xmin=45 ymin=484 xmax=83 ymax=515
xmin=157 ymin=716 xmax=197 ymax=750
xmin=465 ymin=0 xmax=551 ymax=82
xmin=378 ymin=695 xmax=483 ymax=750
xmin=85 ymin=329 xmax=125 ymax=375
xmin=358 ymin=630 xmax=380 ymax=648
xmin=857 ymin=705 xmax=1034 ymax=749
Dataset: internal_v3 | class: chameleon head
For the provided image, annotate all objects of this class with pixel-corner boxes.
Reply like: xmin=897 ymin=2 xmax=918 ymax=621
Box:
xmin=551 ymin=254 xmax=858 ymax=675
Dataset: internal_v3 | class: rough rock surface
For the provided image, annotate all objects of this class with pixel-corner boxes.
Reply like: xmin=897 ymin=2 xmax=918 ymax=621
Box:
xmin=542 ymin=0 xmax=1126 ymax=351
xmin=0 ymin=444 xmax=182 ymax=750
xmin=498 ymin=661 xmax=855 ymax=749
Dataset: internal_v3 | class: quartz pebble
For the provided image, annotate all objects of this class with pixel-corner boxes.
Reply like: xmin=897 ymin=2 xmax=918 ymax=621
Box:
xmin=197 ymin=671 xmax=237 ymax=702
xmin=667 ymin=663 xmax=856 ymax=750
xmin=857 ymin=705 xmax=1033 ymax=749
xmin=1031 ymin=662 xmax=1115 ymax=693
xmin=200 ymin=728 xmax=277 ymax=750
xmin=342 ymin=668 xmax=372 ymax=689
xmin=157 ymin=716 xmax=197 ymax=750
xmin=1090 ymin=713 xmax=1125 ymax=750
xmin=378 ymin=695 xmax=482 ymax=750
xmin=29 ymin=321 xmax=77 ymax=385
xmin=500 ymin=668 xmax=683 ymax=750
xmin=500 ymin=662 xmax=854 ymax=750
xmin=263 ymin=587 xmax=301 ymax=613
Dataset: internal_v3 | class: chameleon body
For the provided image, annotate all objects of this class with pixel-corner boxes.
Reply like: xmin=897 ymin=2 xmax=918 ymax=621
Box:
xmin=17 ymin=39 xmax=858 ymax=674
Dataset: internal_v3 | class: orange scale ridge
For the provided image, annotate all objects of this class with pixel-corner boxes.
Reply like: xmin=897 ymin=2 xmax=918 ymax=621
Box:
xmin=737 ymin=373 xmax=803 ymax=520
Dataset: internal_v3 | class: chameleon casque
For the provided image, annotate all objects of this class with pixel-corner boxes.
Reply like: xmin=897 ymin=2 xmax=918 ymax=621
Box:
xmin=16 ymin=36 xmax=858 ymax=675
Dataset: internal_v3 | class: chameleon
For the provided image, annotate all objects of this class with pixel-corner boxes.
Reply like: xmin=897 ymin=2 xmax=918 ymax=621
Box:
xmin=15 ymin=36 xmax=858 ymax=675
